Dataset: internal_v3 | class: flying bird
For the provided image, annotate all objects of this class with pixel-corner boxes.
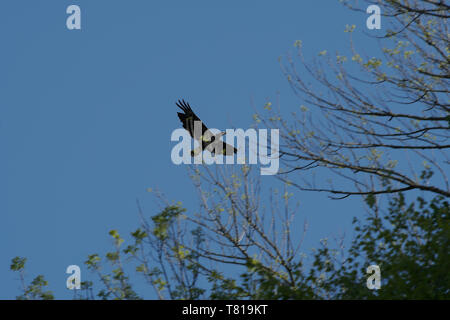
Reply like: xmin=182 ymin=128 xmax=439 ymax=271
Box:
xmin=176 ymin=99 xmax=237 ymax=157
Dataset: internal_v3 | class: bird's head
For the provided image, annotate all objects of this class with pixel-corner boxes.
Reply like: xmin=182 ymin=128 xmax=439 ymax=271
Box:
xmin=214 ymin=131 xmax=226 ymax=139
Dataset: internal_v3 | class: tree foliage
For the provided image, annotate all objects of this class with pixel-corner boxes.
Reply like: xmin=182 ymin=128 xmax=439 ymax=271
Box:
xmin=9 ymin=0 xmax=449 ymax=300
xmin=257 ymin=0 xmax=449 ymax=198
xmin=10 ymin=169 xmax=449 ymax=299
xmin=310 ymin=193 xmax=449 ymax=299
xmin=10 ymin=257 xmax=54 ymax=300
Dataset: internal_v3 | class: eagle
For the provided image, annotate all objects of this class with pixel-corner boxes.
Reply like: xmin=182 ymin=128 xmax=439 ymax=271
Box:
xmin=176 ymin=99 xmax=237 ymax=157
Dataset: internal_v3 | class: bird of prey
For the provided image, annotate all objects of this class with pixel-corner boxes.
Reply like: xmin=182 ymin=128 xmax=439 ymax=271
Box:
xmin=176 ymin=99 xmax=237 ymax=157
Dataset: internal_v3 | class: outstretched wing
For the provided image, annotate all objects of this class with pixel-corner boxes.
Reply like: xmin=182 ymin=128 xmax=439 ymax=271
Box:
xmin=220 ymin=142 xmax=238 ymax=156
xmin=176 ymin=99 xmax=212 ymax=142
xmin=205 ymin=140 xmax=238 ymax=156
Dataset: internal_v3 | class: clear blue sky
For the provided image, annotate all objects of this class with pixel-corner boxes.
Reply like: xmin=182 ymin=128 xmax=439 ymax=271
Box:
xmin=1 ymin=0 xmax=379 ymax=299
